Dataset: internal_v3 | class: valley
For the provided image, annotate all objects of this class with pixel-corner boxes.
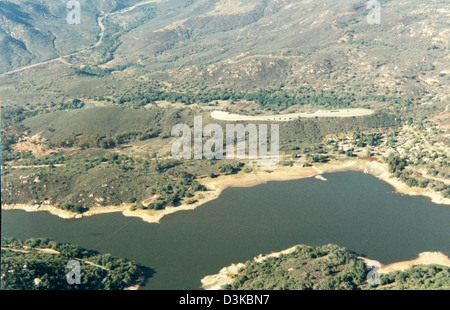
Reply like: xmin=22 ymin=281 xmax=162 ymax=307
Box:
xmin=1 ymin=0 xmax=449 ymax=292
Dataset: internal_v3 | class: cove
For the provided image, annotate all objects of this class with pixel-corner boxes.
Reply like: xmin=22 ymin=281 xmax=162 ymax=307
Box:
xmin=2 ymin=172 xmax=450 ymax=290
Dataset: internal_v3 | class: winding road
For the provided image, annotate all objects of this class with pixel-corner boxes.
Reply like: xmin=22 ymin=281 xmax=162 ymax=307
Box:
xmin=0 ymin=0 xmax=164 ymax=78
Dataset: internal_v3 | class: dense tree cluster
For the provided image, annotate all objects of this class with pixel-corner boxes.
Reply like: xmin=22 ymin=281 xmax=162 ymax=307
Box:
xmin=1 ymin=152 xmax=241 ymax=212
xmin=224 ymin=244 xmax=450 ymax=290
xmin=226 ymin=244 xmax=369 ymax=290
xmin=383 ymin=153 xmax=450 ymax=197
xmin=377 ymin=265 xmax=450 ymax=290
xmin=1 ymin=238 xmax=145 ymax=290
xmin=385 ymin=153 xmax=407 ymax=174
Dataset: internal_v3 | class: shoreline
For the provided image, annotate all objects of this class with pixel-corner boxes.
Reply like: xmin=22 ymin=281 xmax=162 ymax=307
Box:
xmin=201 ymin=245 xmax=450 ymax=290
xmin=1 ymin=245 xmax=147 ymax=290
xmin=2 ymin=158 xmax=449 ymax=223
xmin=359 ymin=251 xmax=450 ymax=275
xmin=201 ymin=245 xmax=301 ymax=290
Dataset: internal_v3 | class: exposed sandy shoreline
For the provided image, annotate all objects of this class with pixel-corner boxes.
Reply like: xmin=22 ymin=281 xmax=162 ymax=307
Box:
xmin=2 ymin=159 xmax=449 ymax=223
xmin=316 ymin=159 xmax=450 ymax=205
xmin=360 ymin=251 xmax=450 ymax=274
xmin=201 ymin=245 xmax=450 ymax=290
xmin=201 ymin=245 xmax=301 ymax=290
xmin=3 ymin=158 xmax=449 ymax=291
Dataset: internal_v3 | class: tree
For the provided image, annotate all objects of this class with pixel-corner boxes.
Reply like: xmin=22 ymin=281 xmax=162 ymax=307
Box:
xmin=385 ymin=154 xmax=407 ymax=173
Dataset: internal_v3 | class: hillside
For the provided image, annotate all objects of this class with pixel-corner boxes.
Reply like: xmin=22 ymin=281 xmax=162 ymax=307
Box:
xmin=202 ymin=244 xmax=450 ymax=290
xmin=1 ymin=0 xmax=448 ymax=218
xmin=0 ymin=0 xmax=449 ymax=109
xmin=1 ymin=237 xmax=149 ymax=290
xmin=0 ymin=0 xmax=142 ymax=73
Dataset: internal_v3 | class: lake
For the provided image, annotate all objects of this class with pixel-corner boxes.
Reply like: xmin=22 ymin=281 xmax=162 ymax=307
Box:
xmin=2 ymin=172 xmax=449 ymax=289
